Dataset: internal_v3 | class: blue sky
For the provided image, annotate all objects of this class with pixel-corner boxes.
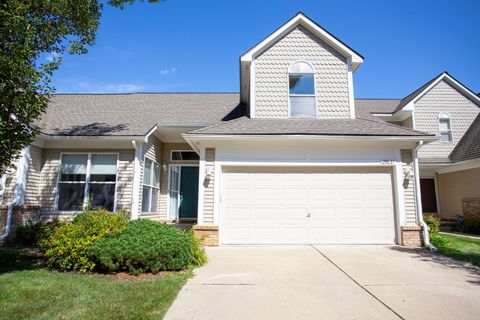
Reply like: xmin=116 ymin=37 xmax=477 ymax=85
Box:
xmin=52 ymin=0 xmax=480 ymax=98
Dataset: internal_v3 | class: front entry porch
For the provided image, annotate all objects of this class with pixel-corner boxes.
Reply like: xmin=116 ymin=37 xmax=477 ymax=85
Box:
xmin=168 ymin=165 xmax=199 ymax=223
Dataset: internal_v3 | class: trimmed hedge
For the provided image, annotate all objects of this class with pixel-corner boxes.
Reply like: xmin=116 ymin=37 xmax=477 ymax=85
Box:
xmin=90 ymin=220 xmax=192 ymax=275
xmin=38 ymin=210 xmax=129 ymax=272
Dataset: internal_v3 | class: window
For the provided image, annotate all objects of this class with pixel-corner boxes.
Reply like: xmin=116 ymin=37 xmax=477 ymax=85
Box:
xmin=57 ymin=154 xmax=117 ymax=211
xmin=142 ymin=158 xmax=160 ymax=212
xmin=288 ymin=61 xmax=316 ymax=117
xmin=438 ymin=113 xmax=452 ymax=142
xmin=171 ymin=151 xmax=199 ymax=161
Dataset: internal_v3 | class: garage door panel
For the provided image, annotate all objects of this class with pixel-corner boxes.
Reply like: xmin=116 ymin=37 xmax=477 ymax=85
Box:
xmin=221 ymin=167 xmax=395 ymax=245
xmin=253 ymin=187 xmax=278 ymax=203
xmin=223 ymin=207 xmax=251 ymax=225
xmin=281 ymin=207 xmax=308 ymax=224
xmin=283 ymin=227 xmax=310 ymax=243
xmin=310 ymin=227 xmax=338 ymax=242
xmin=254 ymin=227 xmax=281 ymax=242
xmin=340 ymin=227 xmax=367 ymax=243
xmin=337 ymin=188 xmax=364 ymax=202
xmin=336 ymin=173 xmax=365 ymax=186
xmin=224 ymin=187 xmax=250 ymax=203
xmin=223 ymin=227 xmax=252 ymax=242
xmin=282 ymin=188 xmax=308 ymax=203
xmin=309 ymin=173 xmax=335 ymax=185
xmin=253 ymin=207 xmax=279 ymax=225
xmin=253 ymin=173 xmax=278 ymax=186
xmin=309 ymin=188 xmax=336 ymax=202
xmin=309 ymin=207 xmax=336 ymax=226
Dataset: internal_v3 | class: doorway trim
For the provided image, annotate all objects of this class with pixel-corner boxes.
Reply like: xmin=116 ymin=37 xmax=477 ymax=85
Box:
xmin=167 ymin=163 xmax=199 ymax=222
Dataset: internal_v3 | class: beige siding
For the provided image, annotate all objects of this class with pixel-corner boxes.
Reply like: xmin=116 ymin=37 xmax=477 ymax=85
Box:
xmin=387 ymin=121 xmax=402 ymax=126
xmin=438 ymin=167 xmax=480 ymax=219
xmin=415 ymin=80 xmax=480 ymax=159
xmin=24 ymin=145 xmax=42 ymax=205
xmin=401 ymin=150 xmax=417 ymax=225
xmin=138 ymin=136 xmax=163 ymax=219
xmin=254 ymin=25 xmax=350 ymax=119
xmin=402 ymin=117 xmax=413 ymax=129
xmin=38 ymin=149 xmax=134 ymax=220
xmin=203 ymin=148 xmax=215 ymax=225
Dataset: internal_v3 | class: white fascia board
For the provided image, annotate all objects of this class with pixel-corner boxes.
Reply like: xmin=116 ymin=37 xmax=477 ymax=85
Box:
xmin=144 ymin=125 xmax=158 ymax=143
xmin=240 ymin=13 xmax=363 ymax=67
xmin=39 ymin=134 xmax=145 ymax=141
xmin=399 ymin=73 xmax=480 ymax=113
xmin=183 ymin=134 xmax=438 ymax=142
xmin=436 ymin=158 xmax=480 ymax=174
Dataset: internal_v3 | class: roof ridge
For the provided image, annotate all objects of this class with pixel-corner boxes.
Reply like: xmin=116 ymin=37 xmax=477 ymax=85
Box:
xmin=356 ymin=115 xmax=434 ymax=136
xmin=52 ymin=92 xmax=240 ymax=95
xmin=188 ymin=116 xmax=248 ymax=134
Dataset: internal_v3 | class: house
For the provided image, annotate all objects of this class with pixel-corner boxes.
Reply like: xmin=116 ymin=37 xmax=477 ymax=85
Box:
xmin=1 ymin=13 xmax=479 ymax=247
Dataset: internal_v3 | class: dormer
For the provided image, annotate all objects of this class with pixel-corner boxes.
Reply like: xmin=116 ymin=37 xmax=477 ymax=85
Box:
xmin=240 ymin=13 xmax=364 ymax=119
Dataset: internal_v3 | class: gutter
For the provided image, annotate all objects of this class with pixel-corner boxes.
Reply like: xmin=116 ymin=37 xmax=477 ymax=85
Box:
xmin=0 ymin=147 xmax=30 ymax=242
xmin=412 ymin=141 xmax=436 ymax=251
xmin=182 ymin=133 xmax=438 ymax=142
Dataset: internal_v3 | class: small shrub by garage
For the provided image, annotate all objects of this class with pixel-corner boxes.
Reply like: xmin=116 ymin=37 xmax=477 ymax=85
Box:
xmin=90 ymin=220 xmax=192 ymax=275
xmin=38 ymin=209 xmax=129 ymax=272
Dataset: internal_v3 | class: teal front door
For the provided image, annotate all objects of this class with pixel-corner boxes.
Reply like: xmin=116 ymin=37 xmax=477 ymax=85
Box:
xmin=178 ymin=166 xmax=199 ymax=220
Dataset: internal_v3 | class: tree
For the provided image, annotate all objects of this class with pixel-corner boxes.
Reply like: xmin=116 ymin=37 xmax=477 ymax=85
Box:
xmin=0 ymin=0 xmax=160 ymax=174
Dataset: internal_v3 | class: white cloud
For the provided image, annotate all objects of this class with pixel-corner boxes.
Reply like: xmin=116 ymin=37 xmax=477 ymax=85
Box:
xmin=160 ymin=66 xmax=176 ymax=75
xmin=75 ymin=82 xmax=145 ymax=93
xmin=45 ymin=52 xmax=61 ymax=62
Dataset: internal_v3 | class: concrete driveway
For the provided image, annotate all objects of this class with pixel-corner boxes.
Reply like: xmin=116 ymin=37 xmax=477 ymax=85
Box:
xmin=165 ymin=246 xmax=480 ymax=320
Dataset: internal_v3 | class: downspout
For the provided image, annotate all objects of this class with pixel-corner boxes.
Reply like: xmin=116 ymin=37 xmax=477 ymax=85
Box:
xmin=130 ymin=140 xmax=143 ymax=220
xmin=412 ymin=141 xmax=436 ymax=251
xmin=0 ymin=146 xmax=30 ymax=241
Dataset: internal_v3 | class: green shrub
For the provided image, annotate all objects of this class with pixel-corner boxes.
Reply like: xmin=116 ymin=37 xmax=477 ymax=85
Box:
xmin=38 ymin=210 xmax=129 ymax=272
xmin=454 ymin=217 xmax=480 ymax=235
xmin=90 ymin=220 xmax=192 ymax=275
xmin=424 ymin=215 xmax=440 ymax=233
xmin=430 ymin=232 xmax=450 ymax=248
xmin=15 ymin=220 xmax=66 ymax=246
xmin=15 ymin=224 xmax=39 ymax=246
xmin=186 ymin=229 xmax=207 ymax=267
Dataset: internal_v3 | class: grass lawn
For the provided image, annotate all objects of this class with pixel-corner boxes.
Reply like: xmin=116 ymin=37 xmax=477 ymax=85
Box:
xmin=432 ymin=233 xmax=480 ymax=267
xmin=0 ymin=248 xmax=190 ymax=320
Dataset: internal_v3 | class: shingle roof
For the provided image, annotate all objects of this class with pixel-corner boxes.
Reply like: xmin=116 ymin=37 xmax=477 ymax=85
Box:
xmin=36 ymin=93 xmax=243 ymax=136
xmin=449 ymin=113 xmax=480 ymax=162
xmin=354 ymin=98 xmax=401 ymax=114
xmin=36 ymin=93 xmax=434 ymax=138
xmin=187 ymin=116 xmax=433 ymax=137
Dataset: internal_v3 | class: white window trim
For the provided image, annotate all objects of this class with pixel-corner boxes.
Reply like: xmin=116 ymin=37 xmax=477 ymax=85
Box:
xmin=55 ymin=152 xmax=119 ymax=213
xmin=438 ymin=113 xmax=453 ymax=143
xmin=141 ymin=157 xmax=160 ymax=213
xmin=287 ymin=60 xmax=317 ymax=118
xmin=170 ymin=150 xmax=199 ymax=162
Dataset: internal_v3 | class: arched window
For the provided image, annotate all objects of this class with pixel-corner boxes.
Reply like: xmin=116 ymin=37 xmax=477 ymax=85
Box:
xmin=438 ymin=113 xmax=452 ymax=142
xmin=288 ymin=61 xmax=315 ymax=117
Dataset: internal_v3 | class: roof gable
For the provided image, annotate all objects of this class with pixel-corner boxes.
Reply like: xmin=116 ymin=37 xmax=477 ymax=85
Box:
xmin=395 ymin=72 xmax=480 ymax=113
xmin=240 ymin=12 xmax=364 ymax=70
xmin=449 ymin=112 xmax=480 ymax=162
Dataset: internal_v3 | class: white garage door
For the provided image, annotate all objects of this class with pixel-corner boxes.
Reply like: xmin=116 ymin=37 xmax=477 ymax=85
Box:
xmin=221 ymin=167 xmax=396 ymax=245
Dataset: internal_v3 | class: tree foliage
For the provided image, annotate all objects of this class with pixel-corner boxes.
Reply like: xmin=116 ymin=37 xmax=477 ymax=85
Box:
xmin=0 ymin=0 xmax=160 ymax=173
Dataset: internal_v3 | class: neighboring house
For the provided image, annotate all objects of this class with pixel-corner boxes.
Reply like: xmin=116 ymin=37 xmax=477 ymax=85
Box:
xmin=2 ymin=13 xmax=478 ymax=246
xmin=367 ymin=73 xmax=480 ymax=221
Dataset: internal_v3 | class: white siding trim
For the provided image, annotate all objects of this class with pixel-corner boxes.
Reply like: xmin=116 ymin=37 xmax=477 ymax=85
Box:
xmin=197 ymin=147 xmax=206 ymax=225
xmin=240 ymin=13 xmax=363 ymax=66
xmin=131 ymin=141 xmax=143 ymax=220
xmin=250 ymin=60 xmax=256 ymax=118
xmin=347 ymin=58 xmax=356 ymax=119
